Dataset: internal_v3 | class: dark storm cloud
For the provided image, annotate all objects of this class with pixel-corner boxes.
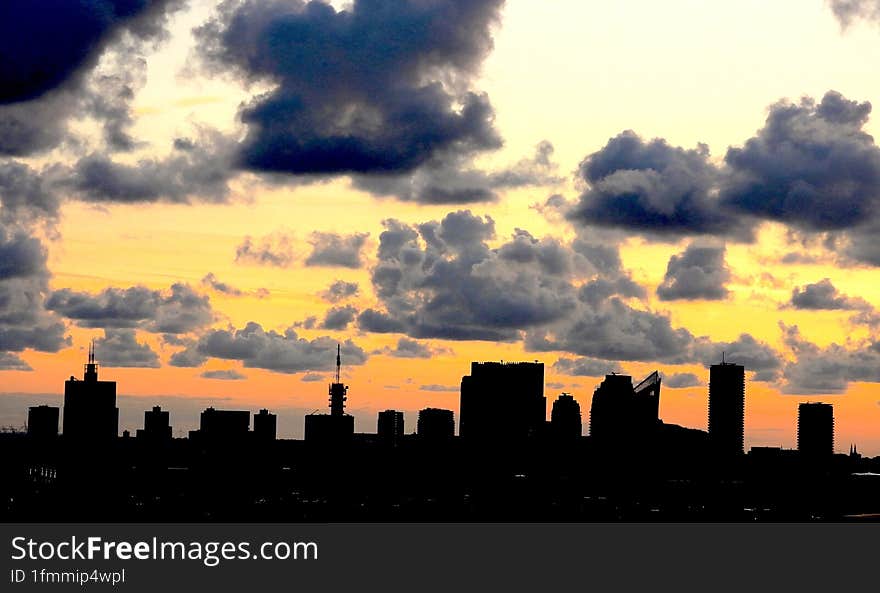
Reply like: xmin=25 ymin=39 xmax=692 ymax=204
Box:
xmin=234 ymin=233 xmax=295 ymax=267
xmin=46 ymin=283 xmax=213 ymax=334
xmin=721 ymin=91 xmax=880 ymax=232
xmin=179 ymin=321 xmax=368 ymax=374
xmin=320 ymin=280 xmax=359 ymax=303
xmin=196 ymin=0 xmax=503 ymax=176
xmin=789 ymin=278 xmax=869 ymax=310
xmin=200 ymin=369 xmax=246 ymax=380
xmin=67 ymin=133 xmax=235 ymax=204
xmin=656 ymin=243 xmax=731 ymax=301
xmin=305 ymin=232 xmax=368 ymax=268
xmin=0 ymin=1 xmax=185 ymax=156
xmin=553 ymin=357 xmax=622 ymax=377
xmin=663 ymin=372 xmax=702 ymax=388
xmin=780 ymin=324 xmax=880 ymax=393
xmin=320 ymin=305 xmax=357 ymax=330
xmin=568 ymin=131 xmax=751 ymax=240
xmin=365 ymin=211 xmax=582 ymax=341
xmin=95 ymin=328 xmax=160 ymax=368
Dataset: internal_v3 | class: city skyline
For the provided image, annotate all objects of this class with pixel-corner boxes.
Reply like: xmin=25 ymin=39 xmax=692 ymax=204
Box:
xmin=5 ymin=1 xmax=880 ymax=456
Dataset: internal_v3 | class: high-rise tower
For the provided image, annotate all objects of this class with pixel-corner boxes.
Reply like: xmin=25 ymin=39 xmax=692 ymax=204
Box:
xmin=707 ymin=358 xmax=745 ymax=457
xmin=304 ymin=344 xmax=355 ymax=443
xmin=329 ymin=344 xmax=348 ymax=417
xmin=797 ymin=402 xmax=834 ymax=458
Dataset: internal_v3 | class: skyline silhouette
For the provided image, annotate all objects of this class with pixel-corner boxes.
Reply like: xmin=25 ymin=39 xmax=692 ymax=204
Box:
xmin=3 ymin=342 xmax=879 ymax=522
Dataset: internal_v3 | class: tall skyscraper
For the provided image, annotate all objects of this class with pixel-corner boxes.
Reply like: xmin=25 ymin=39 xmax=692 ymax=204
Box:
xmin=550 ymin=393 xmax=582 ymax=439
xmin=459 ymin=361 xmax=545 ymax=443
xmin=199 ymin=407 xmax=250 ymax=441
xmin=798 ymin=402 xmax=834 ymax=457
xmin=707 ymin=360 xmax=745 ymax=457
xmin=62 ymin=342 xmax=118 ymax=441
xmin=377 ymin=410 xmax=404 ymax=445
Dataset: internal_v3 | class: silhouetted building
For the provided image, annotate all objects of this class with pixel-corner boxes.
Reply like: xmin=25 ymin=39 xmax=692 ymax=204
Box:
xmin=377 ymin=410 xmax=404 ymax=445
xmin=707 ymin=361 xmax=745 ymax=456
xmin=304 ymin=345 xmax=355 ymax=443
xmin=550 ymin=393 xmax=582 ymax=439
xmin=136 ymin=406 xmax=171 ymax=441
xmin=253 ymin=409 xmax=277 ymax=442
xmin=459 ymin=361 xmax=545 ymax=443
xmin=417 ymin=408 xmax=454 ymax=442
xmin=199 ymin=407 xmax=250 ymax=441
xmin=798 ymin=402 xmax=834 ymax=458
xmin=589 ymin=371 xmax=661 ymax=443
xmin=62 ymin=342 xmax=118 ymax=441
xmin=27 ymin=405 xmax=59 ymax=440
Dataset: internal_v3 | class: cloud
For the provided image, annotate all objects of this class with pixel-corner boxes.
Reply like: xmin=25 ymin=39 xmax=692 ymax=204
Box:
xmin=66 ymin=132 xmax=236 ymax=204
xmin=200 ymin=273 xmax=243 ymax=296
xmin=722 ymin=91 xmax=880 ymax=235
xmin=200 ymin=369 xmax=246 ymax=380
xmin=553 ymin=357 xmax=622 ymax=377
xmin=320 ymin=305 xmax=357 ymax=330
xmin=568 ymin=130 xmax=750 ymax=240
xmin=0 ymin=352 xmax=32 ymax=371
xmin=379 ymin=337 xmax=451 ymax=359
xmin=46 ymin=283 xmax=213 ymax=334
xmin=235 ymin=232 xmax=295 ymax=267
xmin=351 ymin=140 xmax=563 ymax=204
xmin=363 ymin=211 xmax=584 ymax=341
xmin=305 ymin=232 xmax=368 ymax=268
xmin=656 ymin=243 xmax=731 ymax=301
xmin=0 ymin=161 xmax=61 ymax=223
xmin=180 ymin=321 xmax=368 ymax=374
xmin=780 ymin=323 xmax=880 ymax=393
xmin=196 ymin=0 xmax=503 ymax=176
xmin=0 ymin=0 xmax=185 ymax=155
xmin=788 ymin=278 xmax=869 ymax=310
xmin=663 ymin=372 xmax=702 ymax=388
xmin=94 ymin=329 xmax=160 ymax=368
xmin=694 ymin=334 xmax=783 ymax=382
xmin=300 ymin=372 xmax=324 ymax=382
xmin=829 ymin=0 xmax=880 ymax=26
xmin=419 ymin=384 xmax=459 ymax=392
xmin=0 ymin=224 xmax=69 ymax=358
xmin=320 ymin=280 xmax=359 ymax=302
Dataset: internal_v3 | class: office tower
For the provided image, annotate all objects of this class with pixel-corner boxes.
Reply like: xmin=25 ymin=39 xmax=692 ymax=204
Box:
xmin=304 ymin=345 xmax=355 ymax=443
xmin=707 ymin=361 xmax=745 ymax=456
xmin=199 ymin=407 xmax=250 ymax=441
xmin=417 ymin=408 xmax=455 ymax=441
xmin=459 ymin=361 xmax=545 ymax=442
xmin=136 ymin=406 xmax=172 ymax=441
xmin=550 ymin=393 xmax=582 ymax=439
xmin=589 ymin=371 xmax=661 ymax=442
xmin=62 ymin=342 xmax=119 ymax=441
xmin=377 ymin=410 xmax=404 ymax=445
xmin=253 ymin=409 xmax=277 ymax=442
xmin=27 ymin=405 xmax=59 ymax=440
xmin=797 ymin=402 xmax=834 ymax=457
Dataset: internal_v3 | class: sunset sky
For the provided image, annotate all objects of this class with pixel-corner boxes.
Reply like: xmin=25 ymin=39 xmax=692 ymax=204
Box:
xmin=4 ymin=0 xmax=880 ymax=452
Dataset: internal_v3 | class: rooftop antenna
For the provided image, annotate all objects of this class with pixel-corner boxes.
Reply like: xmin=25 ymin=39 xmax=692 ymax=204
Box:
xmin=84 ymin=338 xmax=98 ymax=381
xmin=335 ymin=343 xmax=341 ymax=384
xmin=722 ymin=351 xmax=725 ymax=364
